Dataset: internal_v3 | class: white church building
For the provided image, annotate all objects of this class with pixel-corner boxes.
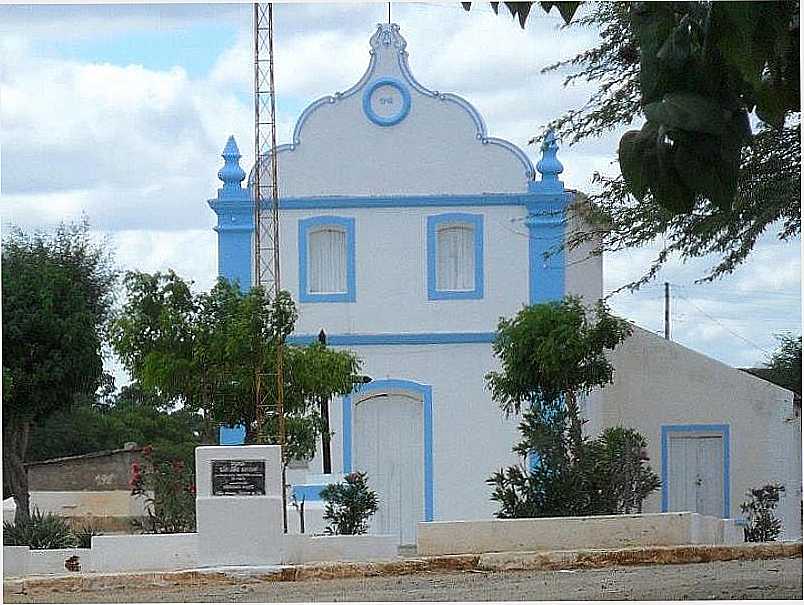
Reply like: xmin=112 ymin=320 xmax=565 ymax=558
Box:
xmin=209 ymin=23 xmax=801 ymax=544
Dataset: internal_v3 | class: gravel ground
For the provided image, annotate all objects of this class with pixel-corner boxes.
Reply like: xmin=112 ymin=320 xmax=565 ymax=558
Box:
xmin=8 ymin=557 xmax=801 ymax=602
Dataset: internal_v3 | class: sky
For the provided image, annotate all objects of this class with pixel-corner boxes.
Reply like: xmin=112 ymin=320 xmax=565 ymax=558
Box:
xmin=1 ymin=1 xmax=800 ymax=387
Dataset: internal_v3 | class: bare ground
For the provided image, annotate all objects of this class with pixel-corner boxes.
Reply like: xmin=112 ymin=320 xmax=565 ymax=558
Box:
xmin=7 ymin=557 xmax=802 ymax=602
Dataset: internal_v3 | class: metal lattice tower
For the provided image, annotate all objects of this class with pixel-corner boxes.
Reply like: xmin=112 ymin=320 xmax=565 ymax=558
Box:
xmin=253 ymin=1 xmax=287 ymax=532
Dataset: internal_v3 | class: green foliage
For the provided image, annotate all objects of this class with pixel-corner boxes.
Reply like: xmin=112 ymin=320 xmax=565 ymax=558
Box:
xmin=2 ymin=221 xmax=117 ymax=523
xmin=589 ymin=427 xmax=662 ymax=514
xmin=73 ymin=523 xmax=103 ymax=549
xmin=486 ymin=297 xmax=632 ymax=416
xmin=130 ymin=446 xmax=196 ymax=534
xmin=765 ymin=334 xmax=802 ymax=397
xmin=27 ymin=385 xmax=202 ymax=463
xmin=3 ymin=508 xmax=76 ymax=549
xmin=486 ymin=298 xmax=659 ymax=518
xmin=474 ymin=1 xmax=800 ymax=286
xmin=488 ymin=416 xmax=660 ymax=518
xmin=320 ymin=472 xmax=379 ymax=535
xmin=741 ymin=483 xmax=785 ymax=542
xmin=109 ymin=271 xmax=362 ymax=464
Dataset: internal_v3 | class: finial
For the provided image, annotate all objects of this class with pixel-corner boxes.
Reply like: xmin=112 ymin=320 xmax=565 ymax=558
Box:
xmin=536 ymin=129 xmax=564 ymax=184
xmin=218 ymin=135 xmax=246 ymax=192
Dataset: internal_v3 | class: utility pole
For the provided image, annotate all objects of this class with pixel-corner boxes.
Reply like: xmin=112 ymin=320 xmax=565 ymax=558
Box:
xmin=253 ymin=1 xmax=287 ymax=533
xmin=664 ymin=282 xmax=670 ymax=340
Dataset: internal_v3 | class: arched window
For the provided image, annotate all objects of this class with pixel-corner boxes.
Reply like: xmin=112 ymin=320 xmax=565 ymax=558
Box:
xmin=308 ymin=227 xmax=347 ymax=294
xmin=427 ymin=213 xmax=483 ymax=300
xmin=299 ymin=216 xmax=356 ymax=303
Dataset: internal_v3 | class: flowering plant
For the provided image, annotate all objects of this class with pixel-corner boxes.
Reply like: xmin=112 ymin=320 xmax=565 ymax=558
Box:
xmin=130 ymin=445 xmax=196 ymax=533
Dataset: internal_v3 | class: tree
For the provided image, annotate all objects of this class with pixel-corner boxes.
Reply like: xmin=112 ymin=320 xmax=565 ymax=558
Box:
xmin=765 ymin=334 xmax=802 ymax=397
xmin=26 ymin=384 xmax=203 ymax=463
xmin=109 ymin=271 xmax=362 ymax=468
xmin=465 ymin=2 xmax=800 ymax=287
xmin=485 ymin=297 xmax=660 ymax=518
xmin=2 ymin=221 xmax=117 ymax=524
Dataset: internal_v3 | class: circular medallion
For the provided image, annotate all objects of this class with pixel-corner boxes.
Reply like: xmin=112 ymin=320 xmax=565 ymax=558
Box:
xmin=363 ymin=78 xmax=411 ymax=127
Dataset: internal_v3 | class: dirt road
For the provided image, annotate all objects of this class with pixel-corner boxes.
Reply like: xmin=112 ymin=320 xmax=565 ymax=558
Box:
xmin=7 ymin=557 xmax=801 ymax=602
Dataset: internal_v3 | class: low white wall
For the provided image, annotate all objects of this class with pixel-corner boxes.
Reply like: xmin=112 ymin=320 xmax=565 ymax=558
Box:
xmin=282 ymin=534 xmax=398 ymax=564
xmin=288 ymin=501 xmax=327 ymax=536
xmin=3 ymin=546 xmax=30 ymax=578
xmin=27 ymin=548 xmax=89 ymax=576
xmin=417 ymin=512 xmax=728 ymax=556
xmin=91 ymin=533 xmax=198 ymax=572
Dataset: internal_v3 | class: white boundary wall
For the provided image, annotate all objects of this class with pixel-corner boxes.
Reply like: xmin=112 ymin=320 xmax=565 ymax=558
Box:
xmin=91 ymin=533 xmax=198 ymax=572
xmin=417 ymin=512 xmax=734 ymax=556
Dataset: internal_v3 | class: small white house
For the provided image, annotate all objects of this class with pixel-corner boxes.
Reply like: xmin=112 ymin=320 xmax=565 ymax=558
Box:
xmin=208 ymin=23 xmax=801 ymax=544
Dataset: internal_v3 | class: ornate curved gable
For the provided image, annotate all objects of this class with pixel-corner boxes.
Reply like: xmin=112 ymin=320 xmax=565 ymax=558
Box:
xmin=269 ymin=23 xmax=535 ymax=198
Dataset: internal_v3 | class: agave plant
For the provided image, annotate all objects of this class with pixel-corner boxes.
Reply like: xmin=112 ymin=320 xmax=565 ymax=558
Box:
xmin=3 ymin=508 xmax=76 ymax=549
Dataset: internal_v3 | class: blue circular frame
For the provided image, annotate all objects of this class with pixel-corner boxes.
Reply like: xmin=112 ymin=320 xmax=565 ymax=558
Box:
xmin=362 ymin=78 xmax=411 ymax=127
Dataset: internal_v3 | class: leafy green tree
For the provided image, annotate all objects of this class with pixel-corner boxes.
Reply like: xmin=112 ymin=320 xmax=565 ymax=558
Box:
xmin=765 ymin=334 xmax=802 ymax=397
xmin=486 ymin=297 xmax=652 ymax=518
xmin=2 ymin=222 xmax=116 ymax=524
xmin=109 ymin=271 xmax=362 ymax=467
xmin=466 ymin=1 xmax=800 ymax=287
xmin=26 ymin=385 xmax=203 ymax=463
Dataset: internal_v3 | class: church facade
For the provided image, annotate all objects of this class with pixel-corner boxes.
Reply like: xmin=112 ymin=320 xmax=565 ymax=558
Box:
xmin=209 ymin=24 xmax=801 ymax=544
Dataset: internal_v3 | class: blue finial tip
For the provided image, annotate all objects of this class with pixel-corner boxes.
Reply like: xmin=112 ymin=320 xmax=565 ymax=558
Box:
xmin=222 ymin=135 xmax=240 ymax=159
xmin=218 ymin=135 xmax=245 ymax=190
xmin=536 ymin=129 xmax=563 ymax=182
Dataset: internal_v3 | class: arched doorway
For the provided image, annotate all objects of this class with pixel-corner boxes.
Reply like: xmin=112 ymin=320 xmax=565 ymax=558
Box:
xmin=343 ymin=379 xmax=433 ymax=545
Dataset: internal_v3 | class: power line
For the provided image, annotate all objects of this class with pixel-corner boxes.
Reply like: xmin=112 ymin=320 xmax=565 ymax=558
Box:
xmin=675 ymin=291 xmax=774 ymax=356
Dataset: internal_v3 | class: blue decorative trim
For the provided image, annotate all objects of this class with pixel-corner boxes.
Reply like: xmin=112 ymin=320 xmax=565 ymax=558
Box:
xmin=343 ymin=379 xmax=434 ymax=522
xmin=287 ymin=332 xmax=495 ymax=346
xmin=426 ymin=213 xmax=484 ymax=300
xmin=660 ymin=424 xmax=731 ymax=519
xmin=362 ymin=77 xmax=411 ymax=127
xmin=291 ymin=484 xmax=328 ymax=502
xmin=298 ymin=216 xmax=356 ymax=303
xmin=246 ymin=23 xmax=536 ymax=185
xmin=525 ymin=187 xmax=571 ymax=304
xmin=277 ymin=192 xmax=537 ymax=210
xmin=219 ymin=424 xmax=246 ymax=446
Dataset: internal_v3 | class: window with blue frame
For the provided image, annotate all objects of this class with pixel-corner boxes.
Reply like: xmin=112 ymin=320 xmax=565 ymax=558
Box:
xmin=298 ymin=216 xmax=356 ymax=303
xmin=427 ymin=213 xmax=484 ymax=300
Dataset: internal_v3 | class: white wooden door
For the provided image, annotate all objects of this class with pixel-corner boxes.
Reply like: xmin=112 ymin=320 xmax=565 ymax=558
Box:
xmin=352 ymin=392 xmax=424 ymax=545
xmin=668 ymin=435 xmax=724 ymax=517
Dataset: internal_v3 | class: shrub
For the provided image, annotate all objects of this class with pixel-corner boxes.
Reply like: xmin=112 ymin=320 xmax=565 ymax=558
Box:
xmin=130 ymin=445 xmax=196 ymax=533
xmin=3 ymin=508 xmax=76 ymax=549
xmin=741 ymin=484 xmax=785 ymax=542
xmin=488 ymin=413 xmax=660 ymax=518
xmin=73 ymin=522 xmax=103 ymax=549
xmin=590 ymin=427 xmax=662 ymax=514
xmin=320 ymin=472 xmax=378 ymax=535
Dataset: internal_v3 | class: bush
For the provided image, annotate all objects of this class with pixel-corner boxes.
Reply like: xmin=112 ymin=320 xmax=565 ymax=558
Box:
xmin=741 ymin=484 xmax=785 ymax=542
xmin=590 ymin=427 xmax=662 ymax=514
xmin=73 ymin=522 xmax=103 ymax=548
xmin=130 ymin=445 xmax=196 ymax=533
xmin=320 ymin=472 xmax=378 ymax=535
xmin=3 ymin=508 xmax=76 ymax=549
xmin=488 ymin=412 xmax=661 ymax=518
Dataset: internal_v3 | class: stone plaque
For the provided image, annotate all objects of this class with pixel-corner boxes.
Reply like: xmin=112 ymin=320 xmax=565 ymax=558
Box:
xmin=211 ymin=459 xmax=266 ymax=496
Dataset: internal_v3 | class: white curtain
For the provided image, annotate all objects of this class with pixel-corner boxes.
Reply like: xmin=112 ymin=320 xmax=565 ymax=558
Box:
xmin=309 ymin=227 xmax=347 ymax=293
xmin=436 ymin=224 xmax=474 ymax=291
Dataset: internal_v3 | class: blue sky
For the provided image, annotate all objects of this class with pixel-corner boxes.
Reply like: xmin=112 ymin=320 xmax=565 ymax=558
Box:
xmin=1 ymin=2 xmax=800 ymax=382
